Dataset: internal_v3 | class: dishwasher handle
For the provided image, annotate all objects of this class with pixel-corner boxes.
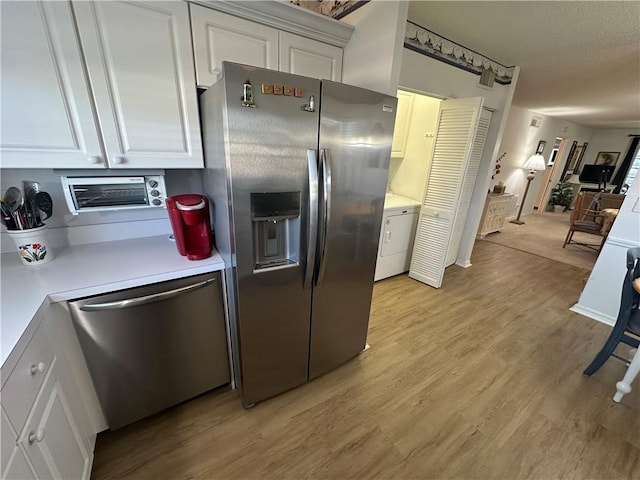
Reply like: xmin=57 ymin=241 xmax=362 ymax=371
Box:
xmin=78 ymin=277 xmax=215 ymax=311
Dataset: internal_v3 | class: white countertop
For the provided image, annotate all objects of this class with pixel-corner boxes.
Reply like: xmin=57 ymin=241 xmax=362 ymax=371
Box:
xmin=1 ymin=235 xmax=225 ymax=365
xmin=384 ymin=193 xmax=421 ymax=210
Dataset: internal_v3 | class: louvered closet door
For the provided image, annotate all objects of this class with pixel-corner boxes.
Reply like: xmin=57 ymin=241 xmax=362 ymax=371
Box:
xmin=409 ymin=97 xmax=484 ymax=288
xmin=446 ymin=108 xmax=492 ymax=267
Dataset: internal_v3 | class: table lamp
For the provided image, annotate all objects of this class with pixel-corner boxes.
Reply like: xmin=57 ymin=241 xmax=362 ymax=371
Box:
xmin=568 ymin=174 xmax=581 ymax=185
xmin=510 ymin=153 xmax=547 ymax=225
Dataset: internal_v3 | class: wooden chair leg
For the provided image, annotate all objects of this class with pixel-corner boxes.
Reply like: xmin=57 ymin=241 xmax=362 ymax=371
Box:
xmin=563 ymin=228 xmax=574 ymax=248
xmin=598 ymin=235 xmax=607 ymax=252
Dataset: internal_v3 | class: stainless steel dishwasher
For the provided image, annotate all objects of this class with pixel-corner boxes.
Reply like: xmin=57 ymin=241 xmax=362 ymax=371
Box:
xmin=68 ymin=272 xmax=230 ymax=429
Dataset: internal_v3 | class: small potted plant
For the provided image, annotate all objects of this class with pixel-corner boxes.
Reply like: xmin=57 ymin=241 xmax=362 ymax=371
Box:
xmin=549 ymin=181 xmax=574 ymax=212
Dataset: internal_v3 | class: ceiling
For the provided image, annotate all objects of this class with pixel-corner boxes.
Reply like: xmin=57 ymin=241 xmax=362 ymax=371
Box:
xmin=407 ymin=1 xmax=640 ymax=130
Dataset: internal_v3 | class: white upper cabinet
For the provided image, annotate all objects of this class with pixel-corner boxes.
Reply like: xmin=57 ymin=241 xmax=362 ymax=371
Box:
xmin=279 ymin=32 xmax=343 ymax=81
xmin=73 ymin=1 xmax=203 ymax=169
xmin=391 ymin=91 xmax=415 ymax=159
xmin=190 ymin=5 xmax=343 ymax=85
xmin=190 ymin=5 xmax=279 ymax=88
xmin=0 ymin=1 xmax=104 ymax=169
xmin=1 ymin=1 xmax=202 ymax=169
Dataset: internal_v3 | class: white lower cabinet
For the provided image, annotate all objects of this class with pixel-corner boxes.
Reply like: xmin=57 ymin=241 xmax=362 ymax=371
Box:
xmin=2 ymin=409 xmax=37 ymax=480
xmin=1 ymin=312 xmax=95 ymax=480
xmin=18 ymin=358 xmax=91 ymax=480
xmin=477 ymin=193 xmax=514 ymax=238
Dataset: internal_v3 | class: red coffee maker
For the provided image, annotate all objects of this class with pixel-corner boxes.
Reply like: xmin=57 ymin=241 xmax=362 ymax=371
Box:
xmin=166 ymin=194 xmax=212 ymax=260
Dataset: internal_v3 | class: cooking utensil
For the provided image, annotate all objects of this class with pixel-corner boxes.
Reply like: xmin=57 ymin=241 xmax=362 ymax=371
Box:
xmin=22 ymin=180 xmax=41 ymax=199
xmin=35 ymin=192 xmax=53 ymax=221
xmin=4 ymin=186 xmax=24 ymax=229
xmin=22 ymin=180 xmax=42 ymax=227
xmin=0 ymin=201 xmax=17 ymax=229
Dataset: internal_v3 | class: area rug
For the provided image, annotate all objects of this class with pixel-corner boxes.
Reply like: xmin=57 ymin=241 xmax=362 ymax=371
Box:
xmin=478 ymin=211 xmax=598 ymax=271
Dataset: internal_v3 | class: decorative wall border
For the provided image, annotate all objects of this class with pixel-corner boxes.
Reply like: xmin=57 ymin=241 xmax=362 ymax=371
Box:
xmin=404 ymin=20 xmax=515 ymax=85
xmin=289 ymin=0 xmax=369 ymax=20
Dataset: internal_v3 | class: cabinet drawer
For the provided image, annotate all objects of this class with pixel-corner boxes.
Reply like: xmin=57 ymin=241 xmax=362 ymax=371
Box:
xmin=2 ymin=322 xmax=55 ymax=434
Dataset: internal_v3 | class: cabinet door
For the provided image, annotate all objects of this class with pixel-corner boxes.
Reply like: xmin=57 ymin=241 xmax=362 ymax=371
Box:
xmin=2 ymin=408 xmax=38 ymax=480
xmin=279 ymin=32 xmax=342 ymax=81
xmin=72 ymin=1 xmax=203 ymax=169
xmin=19 ymin=359 xmax=92 ymax=480
xmin=190 ymin=5 xmax=279 ymax=88
xmin=0 ymin=1 xmax=104 ymax=169
xmin=409 ymin=97 xmax=484 ymax=288
xmin=391 ymin=91 xmax=415 ymax=158
xmin=445 ymin=108 xmax=492 ymax=267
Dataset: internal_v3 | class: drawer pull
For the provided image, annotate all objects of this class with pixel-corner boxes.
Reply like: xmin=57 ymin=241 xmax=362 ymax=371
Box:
xmin=30 ymin=362 xmax=45 ymax=375
xmin=28 ymin=429 xmax=44 ymax=444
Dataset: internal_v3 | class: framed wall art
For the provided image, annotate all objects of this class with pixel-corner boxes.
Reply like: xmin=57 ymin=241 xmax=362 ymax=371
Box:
xmin=595 ymin=151 xmax=620 ymax=167
xmin=574 ymin=142 xmax=588 ymax=173
xmin=561 ymin=141 xmax=578 ymax=180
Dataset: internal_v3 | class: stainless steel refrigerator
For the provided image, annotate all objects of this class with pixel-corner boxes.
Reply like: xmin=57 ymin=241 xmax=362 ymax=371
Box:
xmin=201 ymin=62 xmax=397 ymax=407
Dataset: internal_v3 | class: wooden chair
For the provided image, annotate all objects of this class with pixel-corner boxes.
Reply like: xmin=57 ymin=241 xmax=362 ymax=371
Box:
xmin=563 ymin=192 xmax=624 ymax=251
xmin=584 ymin=247 xmax=640 ymax=377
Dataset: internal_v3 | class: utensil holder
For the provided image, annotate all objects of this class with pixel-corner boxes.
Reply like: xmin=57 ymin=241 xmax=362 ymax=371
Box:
xmin=6 ymin=225 xmax=54 ymax=266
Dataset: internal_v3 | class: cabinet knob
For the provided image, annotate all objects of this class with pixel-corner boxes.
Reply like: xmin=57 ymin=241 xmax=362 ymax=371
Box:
xmin=30 ymin=362 xmax=45 ymax=375
xmin=88 ymin=155 xmax=102 ymax=164
xmin=112 ymin=156 xmax=125 ymax=164
xmin=28 ymin=429 xmax=44 ymax=444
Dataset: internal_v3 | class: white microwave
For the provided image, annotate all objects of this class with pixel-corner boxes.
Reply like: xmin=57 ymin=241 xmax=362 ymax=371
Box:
xmin=61 ymin=175 xmax=167 ymax=215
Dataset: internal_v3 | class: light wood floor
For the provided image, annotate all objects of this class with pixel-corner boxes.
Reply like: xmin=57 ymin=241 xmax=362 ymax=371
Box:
xmin=91 ymin=241 xmax=639 ymax=479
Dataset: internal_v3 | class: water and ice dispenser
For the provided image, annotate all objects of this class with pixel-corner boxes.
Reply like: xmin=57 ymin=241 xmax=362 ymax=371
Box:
xmin=251 ymin=192 xmax=300 ymax=272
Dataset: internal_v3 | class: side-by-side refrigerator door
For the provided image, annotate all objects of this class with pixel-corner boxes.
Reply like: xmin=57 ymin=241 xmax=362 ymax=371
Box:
xmin=222 ymin=63 xmax=321 ymax=405
xmin=310 ymin=81 xmax=397 ymax=379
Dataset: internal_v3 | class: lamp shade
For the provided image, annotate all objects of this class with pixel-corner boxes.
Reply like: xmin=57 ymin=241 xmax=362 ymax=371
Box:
xmin=567 ymin=174 xmax=581 ymax=184
xmin=522 ymin=154 xmax=546 ymax=171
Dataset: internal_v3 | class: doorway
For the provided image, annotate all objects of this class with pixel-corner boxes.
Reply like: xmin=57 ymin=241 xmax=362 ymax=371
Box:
xmin=535 ymin=137 xmax=568 ymax=210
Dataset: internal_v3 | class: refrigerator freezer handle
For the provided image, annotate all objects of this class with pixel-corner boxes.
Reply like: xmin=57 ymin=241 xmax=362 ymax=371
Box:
xmin=304 ymin=149 xmax=319 ymax=290
xmin=316 ymin=148 xmax=332 ymax=287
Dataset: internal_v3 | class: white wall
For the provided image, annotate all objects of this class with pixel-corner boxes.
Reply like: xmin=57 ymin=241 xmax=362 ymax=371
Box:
xmin=580 ymin=128 xmax=639 ymax=181
xmin=341 ymin=0 xmax=408 ymax=95
xmin=0 ymin=168 xmax=203 ymax=252
xmin=572 ymin=177 xmax=640 ymax=324
xmin=398 ymin=48 xmax=519 ymax=267
xmin=399 ymin=49 xmax=509 ymax=111
xmin=388 ymin=92 xmax=440 ymax=201
xmin=495 ymin=106 xmax=593 ymax=216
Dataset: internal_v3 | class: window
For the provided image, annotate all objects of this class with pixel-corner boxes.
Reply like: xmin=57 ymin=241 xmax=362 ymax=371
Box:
xmin=623 ymin=146 xmax=640 ymax=191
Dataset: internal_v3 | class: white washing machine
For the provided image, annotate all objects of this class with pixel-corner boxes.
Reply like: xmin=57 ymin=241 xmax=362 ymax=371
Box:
xmin=374 ymin=193 xmax=421 ymax=281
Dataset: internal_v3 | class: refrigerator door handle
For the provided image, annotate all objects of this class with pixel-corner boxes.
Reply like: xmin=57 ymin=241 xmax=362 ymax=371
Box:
xmin=304 ymin=149 xmax=319 ymax=290
xmin=316 ymin=148 xmax=332 ymax=286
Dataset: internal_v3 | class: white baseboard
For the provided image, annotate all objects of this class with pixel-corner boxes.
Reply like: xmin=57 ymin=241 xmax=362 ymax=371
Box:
xmin=570 ymin=303 xmax=616 ymax=327
xmin=455 ymin=259 xmax=472 ymax=268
